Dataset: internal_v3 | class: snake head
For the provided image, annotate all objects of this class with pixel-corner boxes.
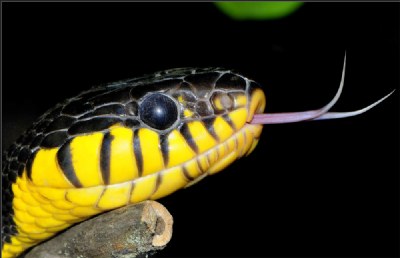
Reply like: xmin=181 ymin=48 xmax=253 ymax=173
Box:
xmin=2 ymin=67 xmax=268 ymax=257
xmin=18 ymin=67 xmax=267 ymax=196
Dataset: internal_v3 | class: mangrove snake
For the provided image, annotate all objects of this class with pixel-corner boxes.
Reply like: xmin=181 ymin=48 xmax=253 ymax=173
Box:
xmin=1 ymin=55 xmax=394 ymax=257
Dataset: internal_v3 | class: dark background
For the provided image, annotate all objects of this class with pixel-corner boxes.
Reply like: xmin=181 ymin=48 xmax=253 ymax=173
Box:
xmin=2 ymin=3 xmax=399 ymax=257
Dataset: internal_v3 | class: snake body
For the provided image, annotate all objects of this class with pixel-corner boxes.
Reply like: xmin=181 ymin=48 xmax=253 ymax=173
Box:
xmin=2 ymin=67 xmax=266 ymax=257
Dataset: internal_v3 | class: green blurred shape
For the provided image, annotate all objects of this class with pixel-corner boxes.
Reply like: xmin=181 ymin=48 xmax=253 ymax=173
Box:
xmin=214 ymin=2 xmax=304 ymax=20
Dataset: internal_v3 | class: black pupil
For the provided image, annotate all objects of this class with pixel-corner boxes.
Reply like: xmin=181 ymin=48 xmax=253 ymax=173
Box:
xmin=139 ymin=93 xmax=178 ymax=130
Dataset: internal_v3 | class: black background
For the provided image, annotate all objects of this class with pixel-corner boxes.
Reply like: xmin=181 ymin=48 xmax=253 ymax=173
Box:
xmin=2 ymin=3 xmax=399 ymax=258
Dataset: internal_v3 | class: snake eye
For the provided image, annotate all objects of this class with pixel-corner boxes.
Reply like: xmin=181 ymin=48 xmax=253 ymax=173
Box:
xmin=139 ymin=93 xmax=178 ymax=130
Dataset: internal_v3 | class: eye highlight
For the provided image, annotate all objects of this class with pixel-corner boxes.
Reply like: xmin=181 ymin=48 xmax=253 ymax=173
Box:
xmin=139 ymin=93 xmax=178 ymax=130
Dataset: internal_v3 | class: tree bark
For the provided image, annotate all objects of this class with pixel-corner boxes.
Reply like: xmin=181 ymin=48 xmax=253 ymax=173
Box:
xmin=23 ymin=201 xmax=173 ymax=258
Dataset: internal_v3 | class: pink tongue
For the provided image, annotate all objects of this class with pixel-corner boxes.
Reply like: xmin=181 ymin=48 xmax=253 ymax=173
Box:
xmin=250 ymin=87 xmax=394 ymax=125
xmin=251 ymin=111 xmax=329 ymax=124
xmin=249 ymin=54 xmax=395 ymax=125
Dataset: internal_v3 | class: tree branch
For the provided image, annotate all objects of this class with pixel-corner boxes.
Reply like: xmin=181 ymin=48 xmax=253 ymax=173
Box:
xmin=23 ymin=201 xmax=173 ymax=258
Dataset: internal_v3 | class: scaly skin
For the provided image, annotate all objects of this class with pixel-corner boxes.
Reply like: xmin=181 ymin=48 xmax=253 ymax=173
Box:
xmin=2 ymin=67 xmax=266 ymax=257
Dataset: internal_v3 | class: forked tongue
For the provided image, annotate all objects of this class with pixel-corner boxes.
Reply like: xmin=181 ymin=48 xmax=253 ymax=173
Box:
xmin=250 ymin=54 xmax=395 ymax=125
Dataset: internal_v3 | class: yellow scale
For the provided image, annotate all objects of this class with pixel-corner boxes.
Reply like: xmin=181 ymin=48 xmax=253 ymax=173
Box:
xmin=2 ymin=88 xmax=266 ymax=257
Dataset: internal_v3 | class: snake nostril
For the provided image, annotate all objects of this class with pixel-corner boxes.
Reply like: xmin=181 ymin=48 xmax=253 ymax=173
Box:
xmin=220 ymin=94 xmax=234 ymax=109
xmin=210 ymin=91 xmax=235 ymax=113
